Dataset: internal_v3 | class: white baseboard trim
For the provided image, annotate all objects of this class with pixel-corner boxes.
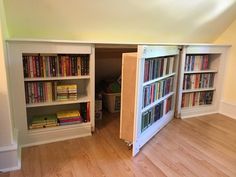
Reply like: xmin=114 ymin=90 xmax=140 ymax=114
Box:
xmin=0 ymin=129 xmax=21 ymax=172
xmin=219 ymin=101 xmax=236 ymax=119
xmin=181 ymin=111 xmax=218 ymax=119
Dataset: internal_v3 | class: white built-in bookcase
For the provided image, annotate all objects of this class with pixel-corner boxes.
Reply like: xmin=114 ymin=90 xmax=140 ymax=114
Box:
xmin=7 ymin=41 xmax=95 ymax=146
xmin=176 ymin=45 xmax=228 ymax=118
xmin=6 ymin=40 xmax=229 ymax=156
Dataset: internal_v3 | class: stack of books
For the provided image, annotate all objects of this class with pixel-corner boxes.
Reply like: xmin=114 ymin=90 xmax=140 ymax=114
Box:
xmin=57 ymin=110 xmax=83 ymax=126
xmin=56 ymin=84 xmax=77 ymax=101
xmin=29 ymin=114 xmax=58 ymax=129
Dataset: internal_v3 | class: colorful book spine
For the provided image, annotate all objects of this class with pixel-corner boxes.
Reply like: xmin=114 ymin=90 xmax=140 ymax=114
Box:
xmin=181 ymin=91 xmax=214 ymax=108
xmin=25 ymin=82 xmax=53 ymax=104
xmin=141 ymin=101 xmax=164 ymax=132
xmin=184 ymin=55 xmax=209 ymax=71
xmin=144 ymin=56 xmax=175 ymax=82
xmin=22 ymin=54 xmax=90 ymax=78
xmin=143 ymin=77 xmax=174 ymax=108
xmin=183 ymin=73 xmax=214 ymax=90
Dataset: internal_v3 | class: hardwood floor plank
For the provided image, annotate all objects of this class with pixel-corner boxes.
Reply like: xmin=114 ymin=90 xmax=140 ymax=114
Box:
xmin=1 ymin=113 xmax=236 ymax=177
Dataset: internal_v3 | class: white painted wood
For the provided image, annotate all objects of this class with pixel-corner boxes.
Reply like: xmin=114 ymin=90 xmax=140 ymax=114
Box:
xmin=142 ymin=92 xmax=175 ymax=113
xmin=143 ymin=73 xmax=176 ymax=86
xmin=182 ymin=88 xmax=215 ymax=93
xmin=184 ymin=70 xmax=217 ymax=74
xmin=6 ymin=41 xmax=95 ymax=146
xmin=26 ymin=95 xmax=90 ymax=108
xmin=179 ymin=46 xmax=229 ymax=118
xmin=24 ymin=75 xmax=90 ymax=81
xmin=22 ymin=123 xmax=92 ymax=147
xmin=219 ymin=101 xmax=236 ymax=119
xmin=0 ymin=129 xmax=21 ymax=172
xmin=132 ymin=45 xmax=179 ymax=156
xmin=137 ymin=110 xmax=174 ymax=148
xmin=6 ymin=38 xmax=231 ymax=47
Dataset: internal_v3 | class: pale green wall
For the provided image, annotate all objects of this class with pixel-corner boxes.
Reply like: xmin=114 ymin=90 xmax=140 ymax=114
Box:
xmin=3 ymin=0 xmax=236 ymax=43
xmin=0 ymin=0 xmax=13 ymax=146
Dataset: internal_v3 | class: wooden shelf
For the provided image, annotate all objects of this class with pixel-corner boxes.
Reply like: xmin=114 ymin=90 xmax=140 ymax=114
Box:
xmin=143 ymin=73 xmax=176 ymax=86
xmin=26 ymin=95 xmax=90 ymax=108
xmin=182 ymin=88 xmax=215 ymax=93
xmin=184 ymin=70 xmax=217 ymax=74
xmin=142 ymin=92 xmax=174 ymax=113
xmin=28 ymin=122 xmax=91 ymax=134
xmin=24 ymin=75 xmax=90 ymax=81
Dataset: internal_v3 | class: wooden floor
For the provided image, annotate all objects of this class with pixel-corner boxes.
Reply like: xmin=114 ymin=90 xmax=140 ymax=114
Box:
xmin=1 ymin=113 xmax=236 ymax=177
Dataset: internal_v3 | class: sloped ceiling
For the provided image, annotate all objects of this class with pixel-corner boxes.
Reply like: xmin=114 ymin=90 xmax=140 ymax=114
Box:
xmin=3 ymin=0 xmax=236 ymax=43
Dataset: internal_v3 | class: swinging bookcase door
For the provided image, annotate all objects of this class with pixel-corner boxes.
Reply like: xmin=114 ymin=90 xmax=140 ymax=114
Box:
xmin=132 ymin=45 xmax=179 ymax=156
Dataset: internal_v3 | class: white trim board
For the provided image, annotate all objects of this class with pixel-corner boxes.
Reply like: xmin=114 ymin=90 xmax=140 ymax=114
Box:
xmin=0 ymin=129 xmax=21 ymax=172
xmin=219 ymin=101 xmax=236 ymax=119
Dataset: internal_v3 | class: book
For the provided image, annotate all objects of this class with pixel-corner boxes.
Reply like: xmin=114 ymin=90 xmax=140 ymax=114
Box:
xmin=57 ymin=110 xmax=80 ymax=119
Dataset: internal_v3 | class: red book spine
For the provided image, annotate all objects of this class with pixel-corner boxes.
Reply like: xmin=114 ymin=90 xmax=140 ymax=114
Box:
xmin=32 ymin=56 xmax=36 ymax=77
xmin=66 ymin=57 xmax=70 ymax=76
xmin=87 ymin=102 xmax=90 ymax=122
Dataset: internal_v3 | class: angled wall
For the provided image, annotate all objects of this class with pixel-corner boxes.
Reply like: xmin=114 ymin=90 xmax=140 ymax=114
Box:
xmin=215 ymin=18 xmax=236 ymax=119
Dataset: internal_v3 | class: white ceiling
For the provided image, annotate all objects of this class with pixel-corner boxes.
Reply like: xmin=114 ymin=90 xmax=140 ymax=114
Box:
xmin=3 ymin=0 xmax=236 ymax=43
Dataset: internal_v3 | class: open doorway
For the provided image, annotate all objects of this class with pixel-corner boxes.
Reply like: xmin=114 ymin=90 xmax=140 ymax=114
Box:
xmin=94 ymin=44 xmax=137 ymax=140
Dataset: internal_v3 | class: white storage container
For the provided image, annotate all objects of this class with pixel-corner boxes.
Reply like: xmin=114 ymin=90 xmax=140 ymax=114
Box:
xmin=103 ymin=92 xmax=121 ymax=113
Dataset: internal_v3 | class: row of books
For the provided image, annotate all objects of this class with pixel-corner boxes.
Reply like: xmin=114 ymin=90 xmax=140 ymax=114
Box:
xmin=144 ymin=56 xmax=175 ymax=82
xmin=183 ymin=73 xmax=214 ymax=90
xmin=184 ymin=55 xmax=209 ymax=71
xmin=23 ymin=55 xmax=90 ymax=78
xmin=141 ymin=101 xmax=164 ymax=132
xmin=143 ymin=77 xmax=174 ymax=107
xmin=29 ymin=105 xmax=90 ymax=129
xmin=25 ymin=82 xmax=78 ymax=104
xmin=181 ymin=91 xmax=214 ymax=108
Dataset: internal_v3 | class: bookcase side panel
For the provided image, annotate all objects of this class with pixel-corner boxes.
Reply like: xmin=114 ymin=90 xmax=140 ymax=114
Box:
xmin=119 ymin=53 xmax=137 ymax=142
xmin=133 ymin=45 xmax=179 ymax=156
xmin=7 ymin=42 xmax=28 ymax=144
xmin=175 ymin=46 xmax=186 ymax=118
xmin=90 ymin=46 xmax=95 ymax=131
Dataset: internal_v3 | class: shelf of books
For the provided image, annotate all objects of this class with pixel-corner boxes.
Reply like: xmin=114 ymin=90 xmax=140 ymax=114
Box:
xmin=179 ymin=46 xmax=227 ymax=118
xmin=131 ymin=45 xmax=180 ymax=156
xmin=23 ymin=53 xmax=91 ymax=130
xmin=7 ymin=41 xmax=95 ymax=146
xmin=141 ymin=55 xmax=176 ymax=133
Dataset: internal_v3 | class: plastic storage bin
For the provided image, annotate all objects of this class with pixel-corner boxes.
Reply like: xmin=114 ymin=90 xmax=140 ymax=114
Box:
xmin=103 ymin=92 xmax=121 ymax=113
